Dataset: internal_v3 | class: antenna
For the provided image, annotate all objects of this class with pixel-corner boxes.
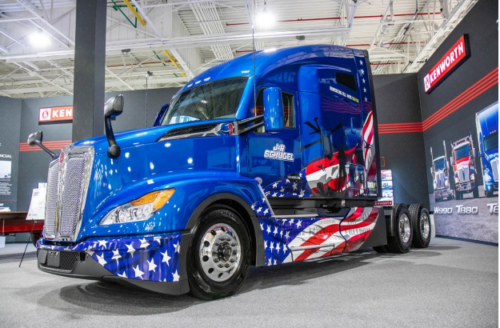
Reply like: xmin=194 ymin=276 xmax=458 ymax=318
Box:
xmin=145 ymin=71 xmax=153 ymax=127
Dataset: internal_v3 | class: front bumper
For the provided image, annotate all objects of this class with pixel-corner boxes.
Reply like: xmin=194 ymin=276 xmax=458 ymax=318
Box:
xmin=435 ymin=188 xmax=453 ymax=200
xmin=37 ymin=232 xmax=191 ymax=295
xmin=456 ymin=181 xmax=476 ymax=192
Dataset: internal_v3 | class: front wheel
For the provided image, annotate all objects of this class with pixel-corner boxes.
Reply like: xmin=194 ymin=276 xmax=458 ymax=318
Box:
xmin=187 ymin=205 xmax=251 ymax=300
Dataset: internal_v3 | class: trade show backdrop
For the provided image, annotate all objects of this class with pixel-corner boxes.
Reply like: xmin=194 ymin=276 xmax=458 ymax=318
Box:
xmin=417 ymin=0 xmax=498 ymax=243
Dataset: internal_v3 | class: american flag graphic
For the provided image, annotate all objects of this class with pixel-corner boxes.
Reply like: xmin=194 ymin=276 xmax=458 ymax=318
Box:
xmin=37 ymin=234 xmax=182 ymax=282
xmin=362 ymin=111 xmax=377 ymax=182
xmin=258 ymin=207 xmax=379 ymax=266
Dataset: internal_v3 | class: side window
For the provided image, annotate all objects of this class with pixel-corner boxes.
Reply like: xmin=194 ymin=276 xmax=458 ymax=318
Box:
xmin=253 ymin=89 xmax=295 ymax=131
xmin=282 ymin=92 xmax=295 ymax=128
xmin=335 ymin=72 xmax=357 ymax=92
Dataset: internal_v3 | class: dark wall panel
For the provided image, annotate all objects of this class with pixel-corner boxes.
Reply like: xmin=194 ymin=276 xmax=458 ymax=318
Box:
xmin=417 ymin=0 xmax=498 ymax=243
xmin=0 ymin=97 xmax=22 ymax=211
xmin=374 ymin=74 xmax=428 ymax=208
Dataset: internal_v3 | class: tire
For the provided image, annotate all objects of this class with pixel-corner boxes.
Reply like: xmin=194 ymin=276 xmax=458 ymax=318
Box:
xmin=486 ymin=188 xmax=495 ymax=198
xmin=386 ymin=204 xmax=413 ymax=253
xmin=456 ymin=191 xmax=461 ymax=200
xmin=187 ymin=205 xmax=251 ymax=300
xmin=473 ymin=186 xmax=479 ymax=198
xmin=409 ymin=204 xmax=431 ymax=248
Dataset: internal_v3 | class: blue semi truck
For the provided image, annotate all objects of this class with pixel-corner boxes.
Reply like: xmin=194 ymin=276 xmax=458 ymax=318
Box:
xmin=476 ymin=102 xmax=498 ymax=197
xmin=31 ymin=45 xmax=431 ymax=300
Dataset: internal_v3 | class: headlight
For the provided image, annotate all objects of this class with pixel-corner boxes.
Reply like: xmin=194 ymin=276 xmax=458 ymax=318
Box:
xmin=100 ymin=189 xmax=175 ymax=225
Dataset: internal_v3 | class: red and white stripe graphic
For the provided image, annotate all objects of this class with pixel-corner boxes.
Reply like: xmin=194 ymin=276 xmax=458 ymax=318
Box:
xmin=362 ymin=111 xmax=377 ymax=181
xmin=284 ymin=207 xmax=379 ymax=262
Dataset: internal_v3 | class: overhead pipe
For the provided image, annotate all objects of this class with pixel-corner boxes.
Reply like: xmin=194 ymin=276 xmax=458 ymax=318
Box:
xmin=234 ymin=41 xmax=427 ymax=52
xmin=225 ymin=12 xmax=441 ymax=26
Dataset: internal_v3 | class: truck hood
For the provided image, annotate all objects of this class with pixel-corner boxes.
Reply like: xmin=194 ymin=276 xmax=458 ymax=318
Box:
xmin=73 ymin=119 xmax=232 ymax=154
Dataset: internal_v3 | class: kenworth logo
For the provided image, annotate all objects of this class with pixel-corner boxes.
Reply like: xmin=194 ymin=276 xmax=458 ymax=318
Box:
xmin=39 ymin=106 xmax=73 ymax=123
xmin=424 ymin=35 xmax=470 ymax=93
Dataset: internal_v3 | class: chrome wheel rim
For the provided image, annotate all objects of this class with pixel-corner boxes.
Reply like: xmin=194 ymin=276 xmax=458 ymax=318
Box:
xmin=420 ymin=212 xmax=430 ymax=240
xmin=399 ymin=213 xmax=411 ymax=244
xmin=199 ymin=223 xmax=241 ymax=282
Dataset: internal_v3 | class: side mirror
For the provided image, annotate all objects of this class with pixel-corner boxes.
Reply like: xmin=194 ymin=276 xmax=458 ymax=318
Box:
xmin=153 ymin=103 xmax=169 ymax=127
xmin=263 ymin=87 xmax=284 ymax=133
xmin=104 ymin=95 xmax=124 ymax=158
xmin=104 ymin=95 xmax=124 ymax=119
xmin=27 ymin=130 xmax=56 ymax=159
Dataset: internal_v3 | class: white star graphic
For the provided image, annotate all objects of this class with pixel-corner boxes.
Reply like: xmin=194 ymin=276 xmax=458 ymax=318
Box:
xmin=292 ymin=182 xmax=298 ymax=190
xmin=117 ymin=271 xmax=127 ymax=278
xmin=126 ymin=243 xmax=136 ymax=256
xmin=359 ymin=60 xmax=363 ymax=65
xmin=264 ymin=240 xmax=268 ymax=249
xmin=111 ymin=249 xmax=121 ymax=262
xmin=280 ymin=187 xmax=285 ymax=192
xmin=285 ymin=231 xmax=290 ymax=239
xmin=285 ymin=179 xmax=290 ymax=184
xmin=153 ymin=236 xmax=162 ymax=244
xmin=147 ymin=259 xmax=157 ymax=272
xmin=273 ymin=226 xmax=278 ymax=235
xmin=279 ymin=193 xmax=284 ymax=197
xmin=289 ymin=219 xmax=294 ymax=225
xmin=263 ymin=208 xmax=269 ymax=215
xmin=280 ymin=230 xmax=283 ymax=237
xmin=161 ymin=250 xmax=172 ymax=265
xmin=267 ymin=258 xmax=272 ymax=266
xmin=86 ymin=250 xmax=94 ymax=256
xmin=132 ymin=265 xmax=144 ymax=279
xmin=360 ymin=69 xmax=364 ymax=75
xmin=96 ymin=253 xmax=107 ymax=266
xmin=283 ymin=244 xmax=287 ymax=253
xmin=362 ymin=78 xmax=366 ymax=83
xmin=272 ymin=182 xmax=278 ymax=188
xmin=270 ymin=242 xmax=274 ymax=251
xmin=260 ymin=223 xmax=264 ymax=230
xmin=256 ymin=207 xmax=262 ymax=213
xmin=296 ymin=220 xmax=302 ymax=228
xmin=174 ymin=242 xmax=180 ymax=253
xmin=172 ymin=270 xmax=180 ymax=282
xmin=363 ymin=88 xmax=367 ymax=93
xmin=266 ymin=225 xmax=271 ymax=234
xmin=139 ymin=238 xmax=150 ymax=249
xmin=98 ymin=240 xmax=108 ymax=248
xmin=276 ymin=243 xmax=281 ymax=252
xmin=364 ymin=97 xmax=368 ymax=101
xmin=251 ymin=204 xmax=255 ymax=210
xmin=299 ymin=190 xmax=305 ymax=198
xmin=272 ymin=192 xmax=278 ymax=197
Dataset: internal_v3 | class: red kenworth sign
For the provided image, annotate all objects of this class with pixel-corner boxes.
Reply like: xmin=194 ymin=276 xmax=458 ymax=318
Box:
xmin=424 ymin=34 xmax=470 ymax=93
xmin=39 ymin=105 xmax=73 ymax=123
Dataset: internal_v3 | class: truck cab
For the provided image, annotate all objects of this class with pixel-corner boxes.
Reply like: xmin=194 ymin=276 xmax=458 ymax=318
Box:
xmin=476 ymin=102 xmax=498 ymax=197
xmin=450 ymin=134 xmax=478 ymax=199
xmin=34 ymin=45 xmax=426 ymax=300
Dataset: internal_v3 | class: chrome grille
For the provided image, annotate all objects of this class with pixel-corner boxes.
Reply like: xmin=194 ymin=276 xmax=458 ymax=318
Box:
xmin=459 ymin=166 xmax=469 ymax=182
xmin=491 ymin=158 xmax=499 ymax=182
xmin=44 ymin=145 xmax=94 ymax=241
xmin=59 ymin=157 xmax=86 ymax=237
xmin=44 ymin=161 xmax=59 ymax=237
xmin=436 ymin=171 xmax=444 ymax=189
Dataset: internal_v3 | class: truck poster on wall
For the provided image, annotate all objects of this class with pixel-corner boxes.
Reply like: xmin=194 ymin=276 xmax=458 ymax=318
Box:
xmin=430 ymin=102 xmax=498 ymax=243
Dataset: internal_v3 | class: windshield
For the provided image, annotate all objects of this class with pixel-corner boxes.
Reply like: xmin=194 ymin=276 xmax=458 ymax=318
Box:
xmin=162 ymin=77 xmax=248 ymax=125
xmin=434 ymin=158 xmax=445 ymax=170
xmin=484 ymin=132 xmax=498 ymax=152
xmin=455 ymin=144 xmax=470 ymax=160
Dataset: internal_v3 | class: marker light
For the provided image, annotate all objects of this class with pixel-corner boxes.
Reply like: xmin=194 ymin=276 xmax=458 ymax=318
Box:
xmin=100 ymin=189 xmax=175 ymax=225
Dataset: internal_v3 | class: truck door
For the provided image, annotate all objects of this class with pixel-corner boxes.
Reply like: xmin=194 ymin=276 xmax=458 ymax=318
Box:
xmin=246 ymin=86 xmax=301 ymax=190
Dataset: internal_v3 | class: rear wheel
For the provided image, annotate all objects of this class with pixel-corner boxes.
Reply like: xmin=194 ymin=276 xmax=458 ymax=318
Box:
xmin=486 ymin=188 xmax=495 ymax=197
xmin=409 ymin=204 xmax=431 ymax=248
xmin=386 ymin=204 xmax=413 ymax=253
xmin=187 ymin=205 xmax=251 ymax=300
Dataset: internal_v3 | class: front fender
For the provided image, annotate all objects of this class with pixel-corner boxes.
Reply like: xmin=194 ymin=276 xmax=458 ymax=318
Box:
xmin=78 ymin=171 xmax=264 ymax=241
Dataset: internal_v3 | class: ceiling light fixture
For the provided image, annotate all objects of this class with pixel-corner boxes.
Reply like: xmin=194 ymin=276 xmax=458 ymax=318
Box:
xmin=29 ymin=30 xmax=51 ymax=48
xmin=256 ymin=1 xmax=276 ymax=29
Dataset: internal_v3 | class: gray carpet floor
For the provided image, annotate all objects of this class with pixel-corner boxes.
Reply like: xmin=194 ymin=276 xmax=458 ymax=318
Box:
xmin=0 ymin=237 xmax=497 ymax=328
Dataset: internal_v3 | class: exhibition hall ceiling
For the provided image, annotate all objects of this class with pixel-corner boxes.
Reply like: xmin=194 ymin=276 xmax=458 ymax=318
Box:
xmin=0 ymin=0 xmax=477 ymax=98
